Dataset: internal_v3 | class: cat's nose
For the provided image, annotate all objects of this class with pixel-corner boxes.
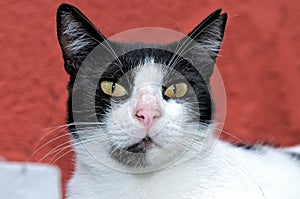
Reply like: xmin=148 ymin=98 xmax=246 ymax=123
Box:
xmin=135 ymin=109 xmax=161 ymax=128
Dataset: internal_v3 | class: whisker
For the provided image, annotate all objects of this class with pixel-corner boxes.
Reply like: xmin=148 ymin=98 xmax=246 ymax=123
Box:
xmin=28 ymin=128 xmax=70 ymax=161
xmin=50 ymin=148 xmax=74 ymax=165
xmin=36 ymin=140 xmax=73 ymax=163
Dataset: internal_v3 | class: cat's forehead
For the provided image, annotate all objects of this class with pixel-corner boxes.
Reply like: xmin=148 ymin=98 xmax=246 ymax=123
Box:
xmin=103 ymin=47 xmax=204 ymax=88
xmin=134 ymin=58 xmax=165 ymax=87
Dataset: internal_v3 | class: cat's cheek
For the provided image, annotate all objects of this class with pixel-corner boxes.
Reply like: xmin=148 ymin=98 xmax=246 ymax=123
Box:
xmin=105 ymin=123 xmax=144 ymax=148
xmin=146 ymin=101 xmax=183 ymax=143
xmin=111 ymin=103 xmax=146 ymax=136
xmin=103 ymin=110 xmax=146 ymax=149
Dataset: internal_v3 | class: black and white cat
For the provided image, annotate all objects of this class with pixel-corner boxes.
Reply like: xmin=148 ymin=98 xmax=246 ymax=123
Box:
xmin=56 ymin=4 xmax=300 ymax=199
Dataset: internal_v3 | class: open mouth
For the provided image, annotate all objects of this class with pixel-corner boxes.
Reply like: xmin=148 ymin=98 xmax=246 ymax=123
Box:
xmin=124 ymin=136 xmax=154 ymax=154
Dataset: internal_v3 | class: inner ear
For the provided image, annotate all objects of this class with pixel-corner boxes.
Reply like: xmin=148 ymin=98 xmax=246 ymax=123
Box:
xmin=187 ymin=9 xmax=227 ymax=59
xmin=56 ymin=4 xmax=106 ymax=74
xmin=165 ymin=9 xmax=227 ymax=80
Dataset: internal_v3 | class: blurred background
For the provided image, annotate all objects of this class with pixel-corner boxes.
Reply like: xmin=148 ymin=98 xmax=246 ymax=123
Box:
xmin=0 ymin=0 xmax=299 ymax=198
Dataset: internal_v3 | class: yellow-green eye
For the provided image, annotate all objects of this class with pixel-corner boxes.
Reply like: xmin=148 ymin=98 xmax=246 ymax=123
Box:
xmin=100 ymin=81 xmax=127 ymax=97
xmin=164 ymin=82 xmax=188 ymax=98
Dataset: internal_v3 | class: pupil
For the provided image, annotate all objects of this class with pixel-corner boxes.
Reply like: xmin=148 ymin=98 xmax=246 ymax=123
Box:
xmin=112 ymin=82 xmax=116 ymax=93
xmin=172 ymin=85 xmax=177 ymax=95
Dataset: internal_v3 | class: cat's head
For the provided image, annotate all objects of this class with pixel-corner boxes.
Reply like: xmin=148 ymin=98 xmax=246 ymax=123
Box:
xmin=56 ymin=4 xmax=227 ymax=171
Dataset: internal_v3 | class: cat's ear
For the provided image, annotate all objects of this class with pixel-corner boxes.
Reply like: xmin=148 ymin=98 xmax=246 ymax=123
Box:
xmin=187 ymin=9 xmax=227 ymax=60
xmin=56 ymin=4 xmax=106 ymax=75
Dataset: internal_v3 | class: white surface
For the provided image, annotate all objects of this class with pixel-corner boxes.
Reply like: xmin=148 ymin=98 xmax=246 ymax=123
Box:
xmin=0 ymin=162 xmax=61 ymax=199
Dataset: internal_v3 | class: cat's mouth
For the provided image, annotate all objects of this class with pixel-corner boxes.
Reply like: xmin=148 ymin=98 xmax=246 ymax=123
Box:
xmin=124 ymin=136 xmax=156 ymax=154
xmin=110 ymin=136 xmax=162 ymax=167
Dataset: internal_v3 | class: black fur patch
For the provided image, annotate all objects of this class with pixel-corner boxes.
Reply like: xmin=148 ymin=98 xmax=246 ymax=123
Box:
xmin=234 ymin=143 xmax=261 ymax=151
xmin=288 ymin=152 xmax=300 ymax=161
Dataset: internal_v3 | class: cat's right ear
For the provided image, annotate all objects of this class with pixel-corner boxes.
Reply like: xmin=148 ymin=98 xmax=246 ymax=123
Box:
xmin=56 ymin=4 xmax=106 ymax=75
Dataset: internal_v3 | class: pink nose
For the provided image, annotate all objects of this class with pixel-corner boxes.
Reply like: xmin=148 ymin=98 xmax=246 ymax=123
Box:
xmin=135 ymin=109 xmax=161 ymax=128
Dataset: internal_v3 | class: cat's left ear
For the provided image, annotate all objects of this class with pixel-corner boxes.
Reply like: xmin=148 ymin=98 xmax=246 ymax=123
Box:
xmin=172 ymin=9 xmax=227 ymax=80
xmin=187 ymin=9 xmax=227 ymax=60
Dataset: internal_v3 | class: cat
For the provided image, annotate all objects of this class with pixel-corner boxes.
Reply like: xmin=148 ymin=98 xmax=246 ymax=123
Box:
xmin=56 ymin=3 xmax=300 ymax=199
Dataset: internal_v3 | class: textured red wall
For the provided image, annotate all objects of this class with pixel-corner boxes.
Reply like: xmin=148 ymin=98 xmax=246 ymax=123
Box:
xmin=1 ymin=0 xmax=300 ymax=197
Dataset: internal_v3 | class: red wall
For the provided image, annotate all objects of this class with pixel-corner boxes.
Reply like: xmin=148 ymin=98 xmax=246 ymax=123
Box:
xmin=1 ymin=0 xmax=300 ymax=197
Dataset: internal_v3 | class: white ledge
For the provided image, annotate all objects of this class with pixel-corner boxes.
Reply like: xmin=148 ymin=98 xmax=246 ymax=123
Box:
xmin=0 ymin=162 xmax=61 ymax=199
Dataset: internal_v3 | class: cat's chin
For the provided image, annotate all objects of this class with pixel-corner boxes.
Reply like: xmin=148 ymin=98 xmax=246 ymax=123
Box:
xmin=110 ymin=136 xmax=161 ymax=168
xmin=124 ymin=136 xmax=162 ymax=153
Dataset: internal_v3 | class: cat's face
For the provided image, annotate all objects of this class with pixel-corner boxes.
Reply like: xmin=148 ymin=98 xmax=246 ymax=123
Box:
xmin=56 ymin=4 xmax=227 ymax=171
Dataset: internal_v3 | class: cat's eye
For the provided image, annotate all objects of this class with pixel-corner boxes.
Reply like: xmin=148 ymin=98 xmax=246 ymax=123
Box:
xmin=164 ymin=83 xmax=188 ymax=98
xmin=100 ymin=81 xmax=127 ymax=97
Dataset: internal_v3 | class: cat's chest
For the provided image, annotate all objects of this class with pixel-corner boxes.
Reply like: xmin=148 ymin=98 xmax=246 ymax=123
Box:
xmin=67 ymin=167 xmax=264 ymax=199
xmin=67 ymin=153 xmax=264 ymax=199
xmin=67 ymin=142 xmax=300 ymax=199
xmin=68 ymin=161 xmax=214 ymax=199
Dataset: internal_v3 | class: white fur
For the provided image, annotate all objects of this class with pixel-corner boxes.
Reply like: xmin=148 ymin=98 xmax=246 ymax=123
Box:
xmin=67 ymin=61 xmax=300 ymax=199
xmin=68 ymin=140 xmax=300 ymax=199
